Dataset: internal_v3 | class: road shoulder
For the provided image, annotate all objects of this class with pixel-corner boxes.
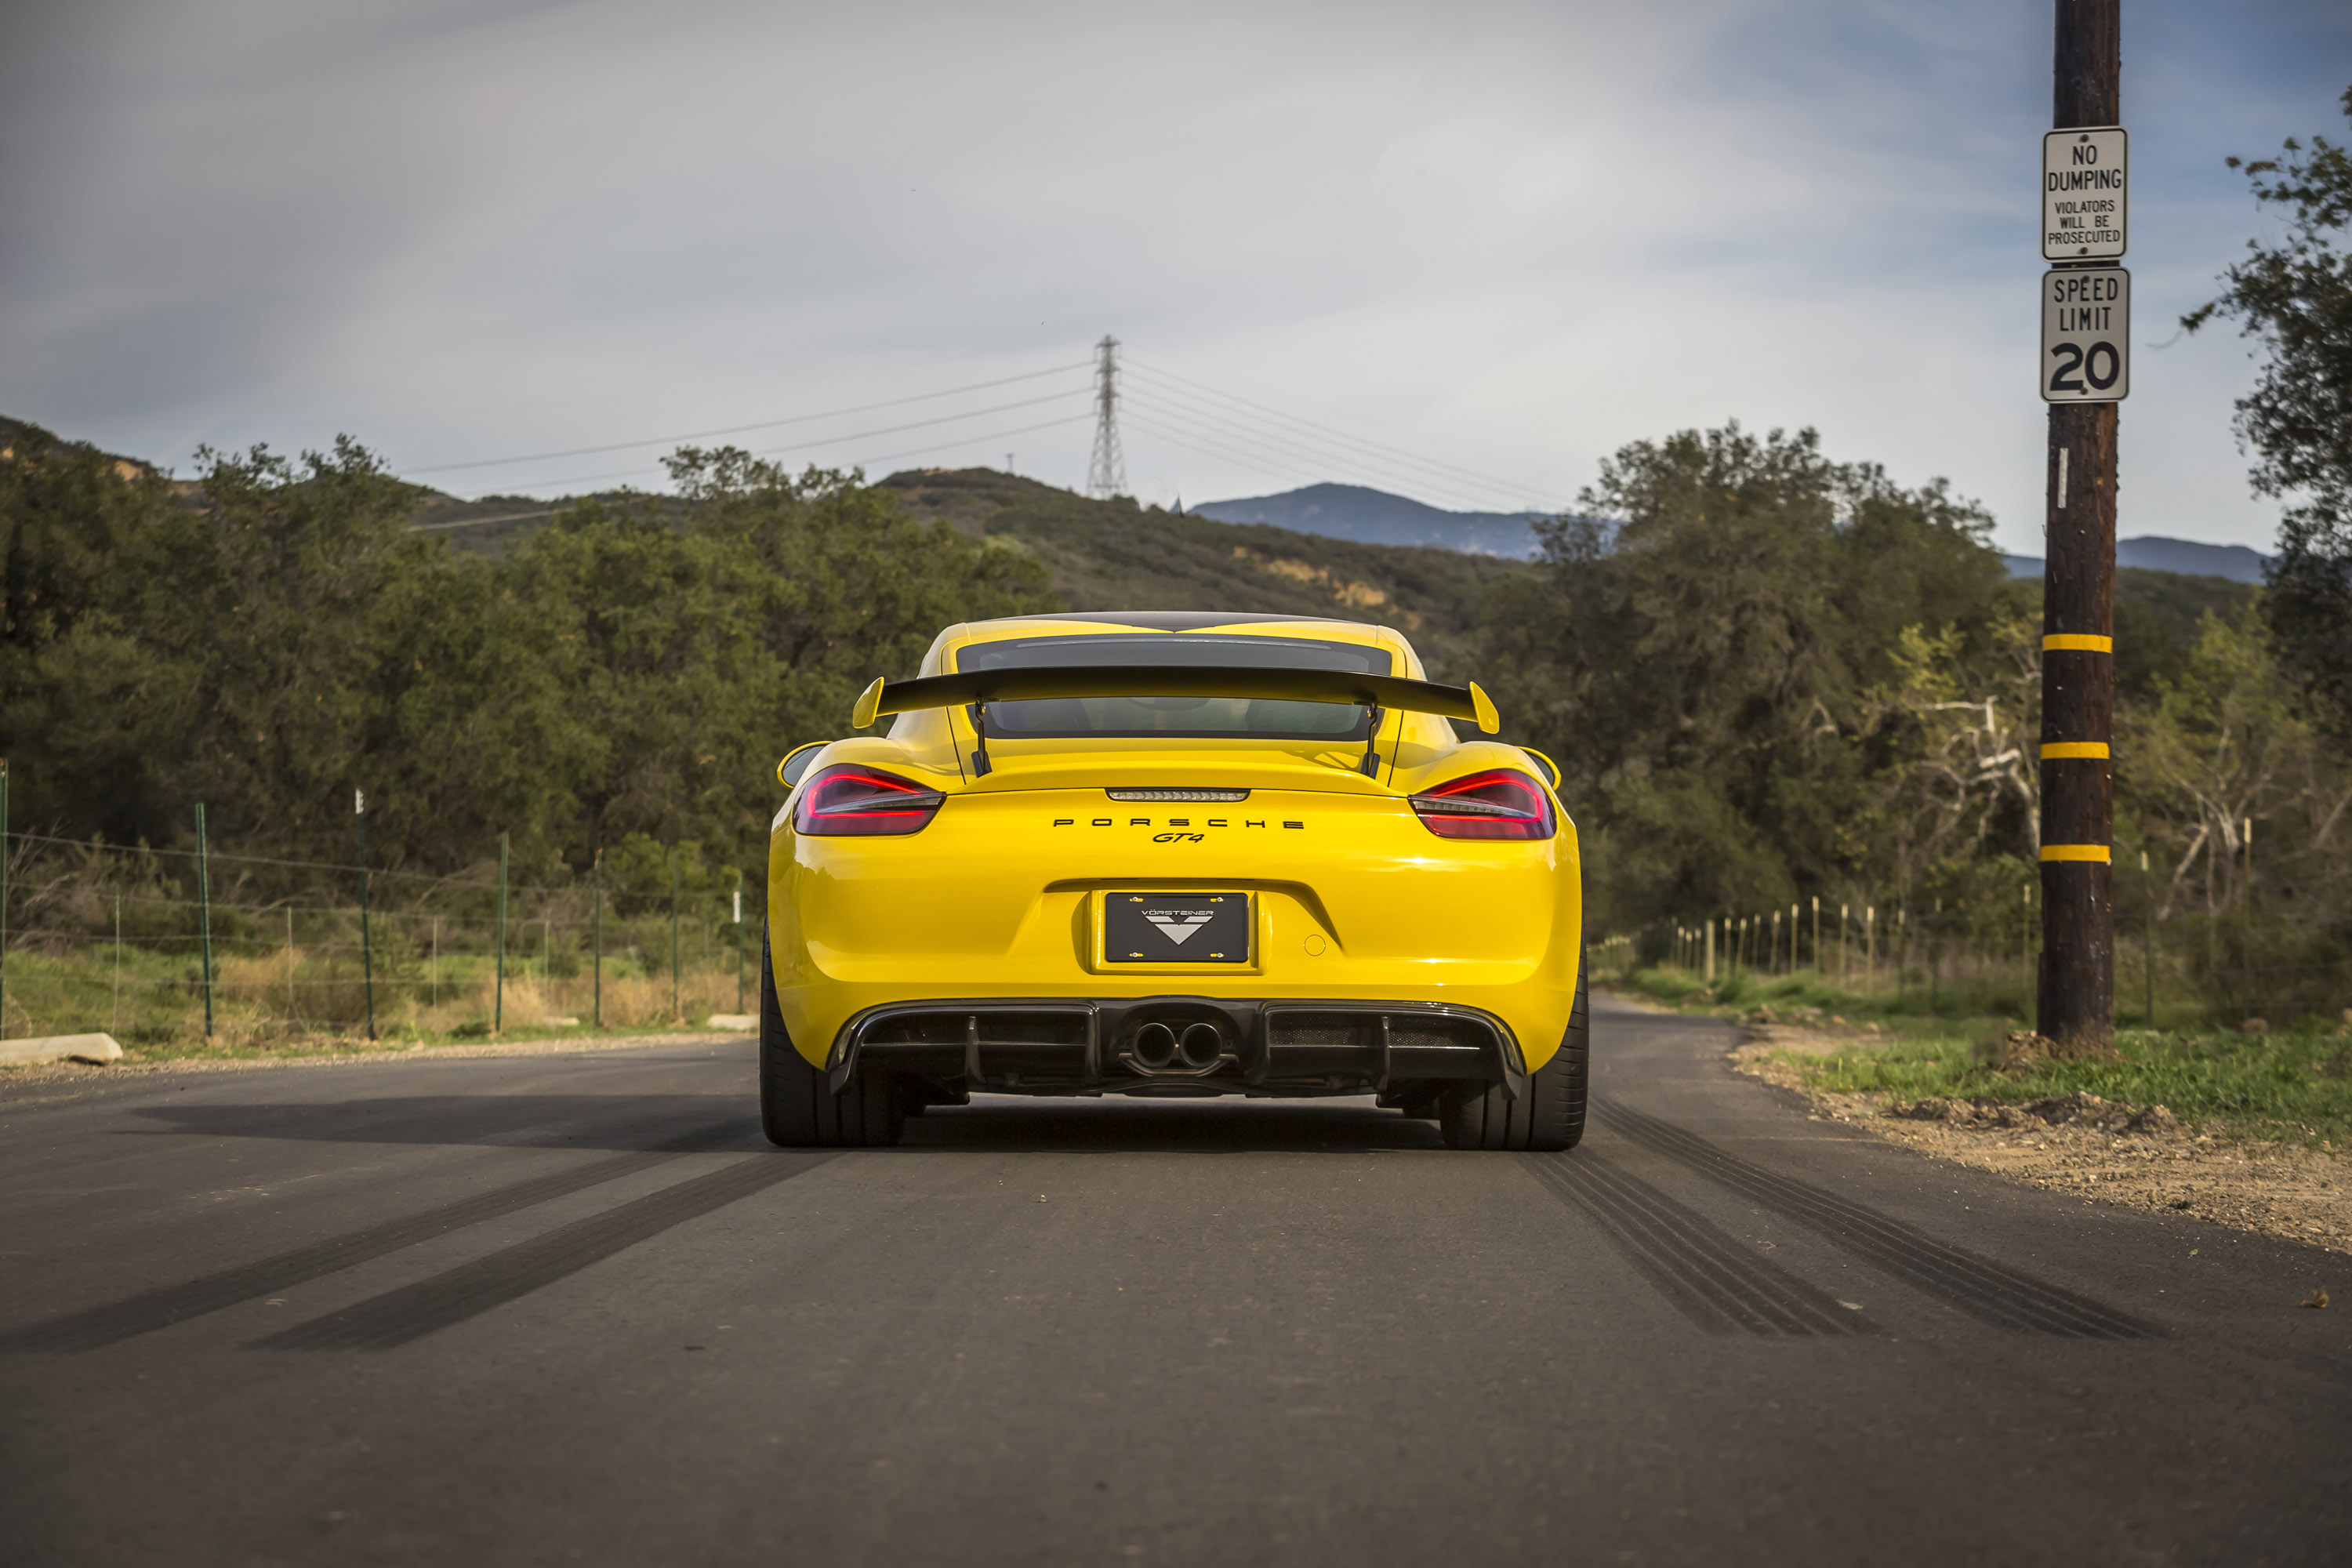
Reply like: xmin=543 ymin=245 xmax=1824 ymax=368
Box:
xmin=1733 ymin=1025 xmax=2352 ymax=1259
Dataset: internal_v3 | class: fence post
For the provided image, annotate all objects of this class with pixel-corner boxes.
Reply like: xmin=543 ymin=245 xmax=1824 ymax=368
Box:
xmin=495 ymin=832 xmax=508 ymax=1034
xmin=592 ymin=848 xmax=603 ymax=1032
xmin=354 ymin=789 xmax=376 ymax=1040
xmin=2140 ymin=847 xmax=2154 ymax=1026
xmin=197 ymin=802 xmax=214 ymax=1040
xmin=1704 ymin=918 xmax=1715 ymax=982
xmin=2021 ymin=881 xmax=2033 ymax=1014
xmin=670 ymin=850 xmax=682 ymax=1024
xmin=734 ymin=870 xmax=745 ymax=1014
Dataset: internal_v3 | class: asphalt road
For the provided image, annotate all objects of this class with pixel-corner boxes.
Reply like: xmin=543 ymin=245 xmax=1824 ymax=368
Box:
xmin=3 ymin=996 xmax=2347 ymax=1566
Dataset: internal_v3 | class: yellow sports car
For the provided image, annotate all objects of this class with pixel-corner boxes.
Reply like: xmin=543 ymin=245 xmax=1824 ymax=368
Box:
xmin=760 ymin=612 xmax=1586 ymax=1150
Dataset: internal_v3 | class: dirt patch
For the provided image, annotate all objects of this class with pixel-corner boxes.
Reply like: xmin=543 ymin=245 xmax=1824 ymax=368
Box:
xmin=1733 ymin=1027 xmax=2352 ymax=1258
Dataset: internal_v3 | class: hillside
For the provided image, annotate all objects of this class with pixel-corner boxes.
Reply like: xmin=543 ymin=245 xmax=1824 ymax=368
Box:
xmin=2005 ymin=535 xmax=2273 ymax=583
xmin=877 ymin=468 xmax=1533 ymax=680
xmin=1190 ymin=481 xmax=1544 ymax=557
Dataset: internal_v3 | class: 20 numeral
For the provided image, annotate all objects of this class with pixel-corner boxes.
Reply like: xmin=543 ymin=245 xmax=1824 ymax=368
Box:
xmin=2049 ymin=340 xmax=2121 ymax=394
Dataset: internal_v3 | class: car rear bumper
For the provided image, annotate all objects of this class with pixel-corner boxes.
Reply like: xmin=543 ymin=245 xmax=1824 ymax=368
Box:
xmin=826 ymin=994 xmax=1528 ymax=1101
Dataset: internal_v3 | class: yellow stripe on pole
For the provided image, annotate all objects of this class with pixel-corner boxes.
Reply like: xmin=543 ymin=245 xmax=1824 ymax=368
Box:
xmin=2038 ymin=742 xmax=2111 ymax=759
xmin=2038 ymin=844 xmax=2111 ymax=862
xmin=2042 ymin=633 xmax=2112 ymax=652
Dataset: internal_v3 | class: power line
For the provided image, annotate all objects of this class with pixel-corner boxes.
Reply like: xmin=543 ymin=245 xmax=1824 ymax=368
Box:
xmin=400 ymin=360 xmax=1093 ymax=475
xmin=1125 ymin=377 xmax=1541 ymax=511
xmin=841 ymin=412 xmax=1096 ymax=474
xmin=434 ymin=389 xmax=1090 ymax=497
xmin=1121 ymin=412 xmax=1323 ymax=489
xmin=474 ymin=413 xmax=1097 ymax=500
xmin=1122 ymin=391 xmax=1536 ymax=514
xmin=1123 ymin=360 xmax=1559 ymax=506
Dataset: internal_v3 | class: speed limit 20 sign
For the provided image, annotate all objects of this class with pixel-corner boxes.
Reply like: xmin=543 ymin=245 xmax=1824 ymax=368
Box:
xmin=2041 ymin=267 xmax=2129 ymax=402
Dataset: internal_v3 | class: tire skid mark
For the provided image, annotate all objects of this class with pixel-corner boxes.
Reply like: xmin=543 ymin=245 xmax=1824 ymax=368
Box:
xmin=0 ymin=1122 xmax=748 ymax=1354
xmin=1594 ymin=1098 xmax=2156 ymax=1339
xmin=255 ymin=1152 xmax=837 ymax=1352
xmin=1523 ymin=1151 xmax=1867 ymax=1336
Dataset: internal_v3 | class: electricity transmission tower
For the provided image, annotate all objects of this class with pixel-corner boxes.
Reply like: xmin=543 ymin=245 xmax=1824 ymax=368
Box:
xmin=1087 ymin=335 xmax=1126 ymax=499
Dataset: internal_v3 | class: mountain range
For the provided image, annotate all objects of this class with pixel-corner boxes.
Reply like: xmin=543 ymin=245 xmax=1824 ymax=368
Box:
xmin=1192 ymin=477 xmax=2272 ymax=586
xmin=1190 ymin=482 xmax=1544 ymax=557
xmin=2004 ymin=537 xmax=2271 ymax=585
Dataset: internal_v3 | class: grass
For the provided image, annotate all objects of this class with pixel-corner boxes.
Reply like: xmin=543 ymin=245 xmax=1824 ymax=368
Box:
xmin=1614 ymin=964 xmax=2352 ymax=1142
xmin=0 ymin=943 xmax=760 ymax=1066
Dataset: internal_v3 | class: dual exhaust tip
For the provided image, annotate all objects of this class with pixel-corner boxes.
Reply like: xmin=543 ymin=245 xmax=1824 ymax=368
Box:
xmin=1132 ymin=1019 xmax=1225 ymax=1072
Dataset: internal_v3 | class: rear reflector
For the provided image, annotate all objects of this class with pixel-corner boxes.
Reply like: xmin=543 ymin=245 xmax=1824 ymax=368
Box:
xmin=1409 ymin=769 xmax=1555 ymax=840
xmin=792 ymin=765 xmax=946 ymax=836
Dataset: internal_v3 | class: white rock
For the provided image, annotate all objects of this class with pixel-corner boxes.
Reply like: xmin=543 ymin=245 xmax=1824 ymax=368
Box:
xmin=706 ymin=1014 xmax=759 ymax=1032
xmin=0 ymin=1033 xmax=125 ymax=1066
xmin=539 ymin=1015 xmax=581 ymax=1027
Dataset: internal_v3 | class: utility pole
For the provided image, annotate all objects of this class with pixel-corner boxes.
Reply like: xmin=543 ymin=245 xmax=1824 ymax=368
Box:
xmin=2038 ymin=0 xmax=2121 ymax=1051
xmin=1086 ymin=335 xmax=1127 ymax=499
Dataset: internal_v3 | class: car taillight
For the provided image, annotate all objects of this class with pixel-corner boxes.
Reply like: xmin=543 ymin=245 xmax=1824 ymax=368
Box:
xmin=791 ymin=765 xmax=947 ymax=836
xmin=1409 ymin=769 xmax=1555 ymax=840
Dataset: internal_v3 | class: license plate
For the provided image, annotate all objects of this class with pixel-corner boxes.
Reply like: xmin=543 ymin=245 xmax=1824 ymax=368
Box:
xmin=1102 ymin=892 xmax=1251 ymax=964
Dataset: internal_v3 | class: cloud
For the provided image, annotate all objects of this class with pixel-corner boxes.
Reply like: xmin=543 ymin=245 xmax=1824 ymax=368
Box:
xmin=2 ymin=0 xmax=2347 ymax=550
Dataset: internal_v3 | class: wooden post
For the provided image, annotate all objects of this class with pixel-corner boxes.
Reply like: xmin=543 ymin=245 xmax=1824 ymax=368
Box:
xmin=2038 ymin=0 xmax=2121 ymax=1051
xmin=495 ymin=833 xmax=508 ymax=1034
xmin=354 ymin=789 xmax=376 ymax=1040
xmin=592 ymin=848 xmax=604 ymax=1032
xmin=196 ymin=802 xmax=214 ymax=1040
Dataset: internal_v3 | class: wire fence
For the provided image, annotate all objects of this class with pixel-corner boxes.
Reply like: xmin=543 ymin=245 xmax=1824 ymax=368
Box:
xmin=1635 ymin=889 xmax=2352 ymax=1026
xmin=0 ymin=803 xmax=758 ymax=1047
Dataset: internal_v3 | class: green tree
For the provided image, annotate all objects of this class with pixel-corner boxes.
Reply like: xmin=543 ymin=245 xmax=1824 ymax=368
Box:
xmin=2184 ymin=86 xmax=2352 ymax=733
xmin=1478 ymin=423 xmax=2010 ymax=931
xmin=506 ymin=451 xmax=1055 ymax=872
xmin=0 ymin=422 xmax=187 ymax=840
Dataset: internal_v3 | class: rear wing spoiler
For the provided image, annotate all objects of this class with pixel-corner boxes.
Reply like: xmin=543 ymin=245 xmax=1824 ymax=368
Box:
xmin=851 ymin=665 xmax=1500 ymax=735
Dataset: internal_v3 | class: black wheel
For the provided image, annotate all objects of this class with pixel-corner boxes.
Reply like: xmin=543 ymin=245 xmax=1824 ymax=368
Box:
xmin=760 ymin=927 xmax=904 ymax=1149
xmin=1441 ymin=956 xmax=1588 ymax=1152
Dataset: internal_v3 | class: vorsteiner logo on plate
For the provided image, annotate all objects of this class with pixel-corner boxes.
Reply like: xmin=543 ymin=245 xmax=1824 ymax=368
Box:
xmin=1142 ymin=909 xmax=1214 ymax=944
xmin=1104 ymin=893 xmax=1250 ymax=964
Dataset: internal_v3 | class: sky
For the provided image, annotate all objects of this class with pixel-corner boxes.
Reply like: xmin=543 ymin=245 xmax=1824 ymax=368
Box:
xmin=2 ymin=0 xmax=2347 ymax=557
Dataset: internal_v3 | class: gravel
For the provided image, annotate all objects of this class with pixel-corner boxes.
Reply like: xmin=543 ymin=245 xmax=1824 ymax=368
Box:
xmin=1732 ymin=1028 xmax=2352 ymax=1258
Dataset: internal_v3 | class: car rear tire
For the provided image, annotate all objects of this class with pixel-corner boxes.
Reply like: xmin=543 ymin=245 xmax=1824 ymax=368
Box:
xmin=760 ymin=927 xmax=905 ymax=1149
xmin=1440 ymin=956 xmax=1588 ymax=1152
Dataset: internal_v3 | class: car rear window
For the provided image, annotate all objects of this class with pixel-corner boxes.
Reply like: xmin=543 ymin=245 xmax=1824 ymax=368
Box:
xmin=953 ymin=633 xmax=1394 ymax=740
